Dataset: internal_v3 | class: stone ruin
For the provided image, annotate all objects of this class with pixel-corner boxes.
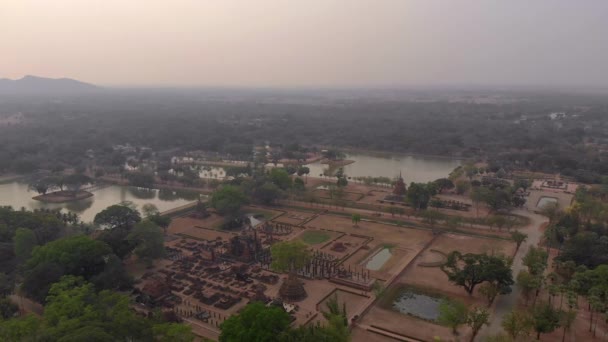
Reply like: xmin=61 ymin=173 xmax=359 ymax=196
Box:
xmin=224 ymin=232 xmax=263 ymax=263
xmin=279 ymin=273 xmax=307 ymax=302
xmin=384 ymin=172 xmax=407 ymax=202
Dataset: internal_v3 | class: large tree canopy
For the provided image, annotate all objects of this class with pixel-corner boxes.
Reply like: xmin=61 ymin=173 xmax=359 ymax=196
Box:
xmin=0 ymin=276 xmax=194 ymax=342
xmin=22 ymin=235 xmax=120 ymax=302
xmin=93 ymin=205 xmax=141 ymax=230
xmin=220 ymin=302 xmax=292 ymax=342
xmin=270 ymin=240 xmax=311 ymax=273
xmin=441 ymin=252 xmax=514 ymax=296
xmin=210 ymin=185 xmax=248 ymax=217
xmin=128 ymin=221 xmax=166 ymax=263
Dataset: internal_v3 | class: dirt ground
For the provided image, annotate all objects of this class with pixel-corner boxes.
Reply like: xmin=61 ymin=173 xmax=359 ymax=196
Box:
xmin=168 ymin=216 xmax=236 ymax=241
xmin=398 ymin=233 xmax=516 ymax=299
xmin=314 ymin=189 xmax=365 ymax=202
xmin=315 ymin=289 xmax=370 ymax=324
xmin=526 ymin=188 xmax=573 ymax=212
xmin=321 ymin=233 xmax=370 ymax=261
xmin=353 ymin=233 xmax=516 ymax=342
xmin=272 ymin=208 xmax=320 ymax=226
xmin=162 ymin=203 xmax=522 ymax=341
xmin=357 ymin=301 xmax=472 ymax=342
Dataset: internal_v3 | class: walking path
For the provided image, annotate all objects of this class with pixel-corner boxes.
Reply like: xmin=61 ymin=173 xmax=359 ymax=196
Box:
xmin=475 ymin=208 xmax=547 ymax=341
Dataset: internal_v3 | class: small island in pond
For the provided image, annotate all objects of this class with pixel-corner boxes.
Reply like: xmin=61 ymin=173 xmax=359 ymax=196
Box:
xmin=30 ymin=174 xmax=94 ymax=203
xmin=33 ymin=190 xmax=93 ymax=203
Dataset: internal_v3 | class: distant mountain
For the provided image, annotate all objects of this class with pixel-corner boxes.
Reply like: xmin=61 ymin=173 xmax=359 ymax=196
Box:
xmin=0 ymin=75 xmax=99 ymax=94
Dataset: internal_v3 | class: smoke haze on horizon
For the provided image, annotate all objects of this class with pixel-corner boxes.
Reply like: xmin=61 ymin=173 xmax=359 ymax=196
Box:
xmin=2 ymin=0 xmax=608 ymax=88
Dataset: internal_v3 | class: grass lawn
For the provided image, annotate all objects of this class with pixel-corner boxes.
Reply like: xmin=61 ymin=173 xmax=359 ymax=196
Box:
xmin=300 ymin=230 xmax=331 ymax=244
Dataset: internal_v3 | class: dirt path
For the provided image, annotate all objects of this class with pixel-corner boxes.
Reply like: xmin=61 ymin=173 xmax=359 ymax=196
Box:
xmin=475 ymin=208 xmax=547 ymax=341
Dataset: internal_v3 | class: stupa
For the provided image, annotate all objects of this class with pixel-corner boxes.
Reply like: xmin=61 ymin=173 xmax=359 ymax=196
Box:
xmin=392 ymin=171 xmax=407 ymax=197
xmin=279 ymin=273 xmax=307 ymax=302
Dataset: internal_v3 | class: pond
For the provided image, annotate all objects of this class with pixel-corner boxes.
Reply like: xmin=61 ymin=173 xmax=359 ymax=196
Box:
xmin=365 ymin=248 xmax=392 ymax=271
xmin=0 ymin=181 xmax=200 ymax=222
xmin=306 ymin=152 xmax=460 ymax=183
xmin=537 ymin=196 xmax=558 ymax=209
xmin=392 ymin=288 xmax=442 ymax=321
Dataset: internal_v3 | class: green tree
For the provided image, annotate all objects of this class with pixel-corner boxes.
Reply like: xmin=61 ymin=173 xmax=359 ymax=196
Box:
xmin=94 ymin=205 xmax=141 ymax=230
xmin=89 ymin=254 xmax=133 ymax=291
xmin=0 ymin=273 xmax=13 ymax=296
xmin=21 ymin=261 xmax=65 ymax=303
xmin=531 ymin=302 xmax=561 ymax=340
xmin=522 ymin=246 xmax=548 ymax=276
xmin=479 ymin=282 xmax=500 ymax=306
xmin=560 ymin=310 xmax=577 ymax=342
xmin=269 ymin=168 xmax=292 ymax=190
xmin=128 ymin=221 xmax=166 ymax=264
xmin=407 ymin=182 xmax=431 ymax=210
xmin=441 ymin=252 xmax=514 ymax=296
xmin=22 ymin=235 xmax=115 ymax=302
xmin=0 ymin=298 xmax=18 ymax=319
xmin=421 ymin=210 xmax=443 ymax=228
xmin=0 ymin=314 xmax=43 ymax=341
xmin=43 ymin=276 xmax=152 ymax=341
xmin=540 ymin=202 xmax=561 ymax=225
xmin=142 ymin=203 xmax=160 ymax=217
xmin=438 ymin=299 xmax=468 ymax=335
xmin=28 ymin=176 xmax=55 ymax=195
xmin=464 ymin=163 xmax=478 ymax=180
xmin=270 ymin=240 xmax=311 ymax=273
xmin=63 ymin=173 xmax=92 ymax=193
xmin=351 ymin=213 xmax=361 ymax=227
xmin=466 ymin=307 xmax=490 ymax=341
xmin=517 ymin=270 xmax=542 ymax=306
xmin=455 ymin=179 xmax=471 ymax=195
xmin=293 ymin=177 xmax=306 ymax=192
xmin=470 ymin=187 xmax=488 ymax=217
xmin=253 ymin=182 xmax=283 ymax=205
xmin=434 ymin=178 xmax=455 ymax=192
xmin=13 ymin=228 xmax=38 ymax=262
xmin=152 ymin=323 xmax=195 ymax=342
xmin=501 ymin=310 xmax=532 ymax=341
xmin=510 ymin=230 xmax=528 ymax=251
xmin=220 ymin=302 xmax=292 ymax=342
xmin=210 ymin=185 xmax=248 ymax=217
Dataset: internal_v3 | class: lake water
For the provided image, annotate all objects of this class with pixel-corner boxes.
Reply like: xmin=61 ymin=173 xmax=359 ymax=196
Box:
xmin=392 ymin=289 xmax=442 ymax=321
xmin=0 ymin=182 xmax=199 ymax=222
xmin=365 ymin=248 xmax=392 ymax=271
xmin=306 ymin=153 xmax=460 ymax=183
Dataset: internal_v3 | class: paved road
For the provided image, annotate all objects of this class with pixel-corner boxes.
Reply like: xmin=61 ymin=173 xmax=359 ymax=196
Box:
xmin=476 ymin=208 xmax=547 ymax=341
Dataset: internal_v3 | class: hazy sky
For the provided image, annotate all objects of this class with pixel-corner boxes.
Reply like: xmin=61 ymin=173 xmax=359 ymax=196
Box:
xmin=2 ymin=0 xmax=608 ymax=87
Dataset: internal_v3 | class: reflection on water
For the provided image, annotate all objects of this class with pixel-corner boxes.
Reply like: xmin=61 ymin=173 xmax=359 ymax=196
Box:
xmin=392 ymin=289 xmax=442 ymax=321
xmin=129 ymin=187 xmax=157 ymax=200
xmin=158 ymin=188 xmax=200 ymax=201
xmin=0 ymin=182 xmax=198 ymax=222
xmin=307 ymin=153 xmax=460 ymax=183
xmin=64 ymin=198 xmax=94 ymax=212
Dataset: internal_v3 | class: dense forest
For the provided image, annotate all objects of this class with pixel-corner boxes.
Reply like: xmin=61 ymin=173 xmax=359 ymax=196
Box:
xmin=1 ymin=90 xmax=608 ymax=182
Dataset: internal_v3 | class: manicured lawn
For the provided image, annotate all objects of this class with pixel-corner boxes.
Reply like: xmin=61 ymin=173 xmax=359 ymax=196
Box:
xmin=300 ymin=230 xmax=331 ymax=244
